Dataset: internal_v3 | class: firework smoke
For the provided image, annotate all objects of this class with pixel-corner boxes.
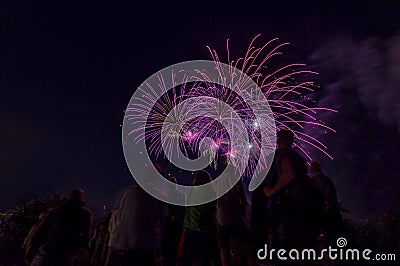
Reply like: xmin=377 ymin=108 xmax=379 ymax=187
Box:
xmin=308 ymin=34 xmax=400 ymax=218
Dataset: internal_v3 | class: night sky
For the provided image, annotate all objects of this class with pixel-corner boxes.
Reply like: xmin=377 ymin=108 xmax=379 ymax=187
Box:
xmin=1 ymin=1 xmax=399 ymax=218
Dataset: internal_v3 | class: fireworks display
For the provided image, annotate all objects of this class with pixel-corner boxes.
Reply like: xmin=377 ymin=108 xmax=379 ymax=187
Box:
xmin=126 ymin=35 xmax=336 ymax=183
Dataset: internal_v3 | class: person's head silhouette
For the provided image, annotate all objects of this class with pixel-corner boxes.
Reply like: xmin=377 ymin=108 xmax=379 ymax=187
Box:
xmin=277 ymin=129 xmax=294 ymax=148
xmin=193 ymin=170 xmax=212 ymax=186
xmin=68 ymin=188 xmax=84 ymax=202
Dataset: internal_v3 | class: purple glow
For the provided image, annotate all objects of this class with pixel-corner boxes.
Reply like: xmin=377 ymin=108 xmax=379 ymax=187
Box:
xmin=127 ymin=35 xmax=336 ymax=178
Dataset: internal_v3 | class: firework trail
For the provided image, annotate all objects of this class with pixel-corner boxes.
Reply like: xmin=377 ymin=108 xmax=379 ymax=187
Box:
xmin=206 ymin=35 xmax=337 ymax=161
xmin=125 ymin=35 xmax=336 ymax=190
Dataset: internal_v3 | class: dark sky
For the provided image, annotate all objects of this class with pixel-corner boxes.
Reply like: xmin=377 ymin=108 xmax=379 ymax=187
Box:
xmin=1 ymin=0 xmax=399 ymax=217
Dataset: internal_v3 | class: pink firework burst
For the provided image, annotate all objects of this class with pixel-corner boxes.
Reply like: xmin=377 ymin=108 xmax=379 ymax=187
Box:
xmin=205 ymin=35 xmax=337 ymax=161
xmin=126 ymin=35 xmax=336 ymax=179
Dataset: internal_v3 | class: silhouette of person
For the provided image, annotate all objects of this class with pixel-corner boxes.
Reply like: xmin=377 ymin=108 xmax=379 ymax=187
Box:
xmin=309 ymin=162 xmax=342 ymax=243
xmin=104 ymin=208 xmax=121 ymax=266
xmin=90 ymin=220 xmax=109 ymax=266
xmin=29 ymin=188 xmax=92 ymax=266
xmin=216 ymin=179 xmax=248 ymax=266
xmin=249 ymin=165 xmax=276 ymax=266
xmin=109 ymin=184 xmax=167 ymax=266
xmin=162 ymin=177 xmax=185 ymax=266
xmin=23 ymin=210 xmax=50 ymax=265
xmin=309 ymin=162 xmax=339 ymax=214
xmin=263 ymin=130 xmax=324 ymax=252
xmin=178 ymin=170 xmax=217 ymax=266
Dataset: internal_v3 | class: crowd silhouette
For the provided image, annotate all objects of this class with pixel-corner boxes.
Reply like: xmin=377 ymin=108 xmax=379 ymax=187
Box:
xmin=22 ymin=130 xmax=344 ymax=266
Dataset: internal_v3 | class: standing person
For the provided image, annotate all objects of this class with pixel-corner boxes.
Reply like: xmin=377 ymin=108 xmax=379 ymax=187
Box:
xmin=216 ymin=179 xmax=248 ymax=266
xmin=263 ymin=130 xmax=324 ymax=252
xmin=90 ymin=220 xmax=109 ymax=266
xmin=29 ymin=188 xmax=92 ymax=266
xmin=110 ymin=184 xmax=167 ymax=266
xmin=249 ymin=183 xmax=269 ymax=266
xmin=308 ymin=162 xmax=342 ymax=243
xmin=248 ymin=162 xmax=278 ymax=266
xmin=162 ymin=177 xmax=185 ymax=266
xmin=104 ymin=208 xmax=121 ymax=266
xmin=23 ymin=210 xmax=50 ymax=265
xmin=178 ymin=170 xmax=217 ymax=266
